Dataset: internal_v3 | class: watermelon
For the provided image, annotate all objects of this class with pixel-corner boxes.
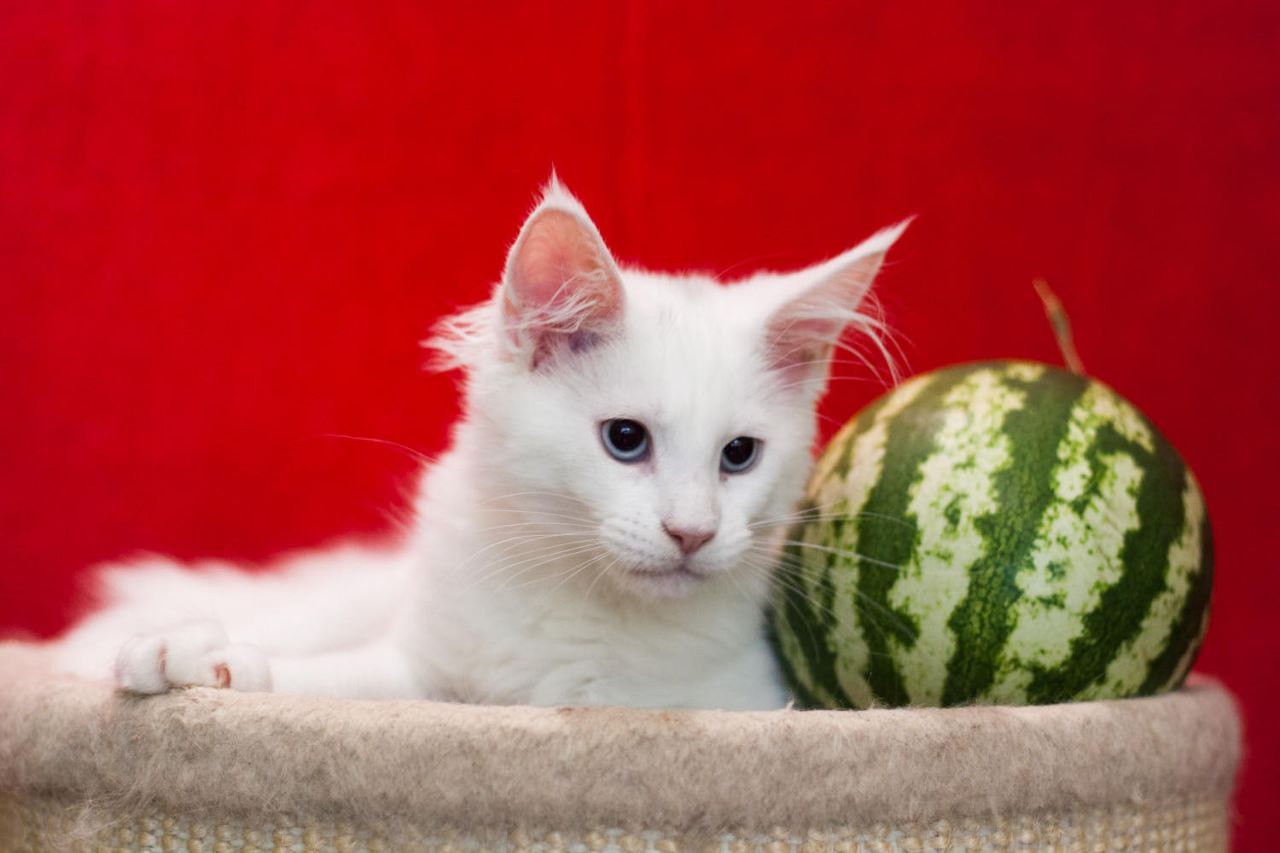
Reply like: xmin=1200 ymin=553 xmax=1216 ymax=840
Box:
xmin=769 ymin=360 xmax=1213 ymax=708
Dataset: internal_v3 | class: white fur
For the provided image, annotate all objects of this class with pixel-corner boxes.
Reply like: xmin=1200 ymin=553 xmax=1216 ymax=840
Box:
xmin=54 ymin=179 xmax=905 ymax=710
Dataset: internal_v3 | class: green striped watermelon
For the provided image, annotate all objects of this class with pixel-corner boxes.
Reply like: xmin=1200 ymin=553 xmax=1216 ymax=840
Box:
xmin=769 ymin=360 xmax=1213 ymax=708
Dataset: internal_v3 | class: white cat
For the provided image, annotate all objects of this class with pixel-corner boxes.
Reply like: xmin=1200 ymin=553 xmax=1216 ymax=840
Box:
xmin=54 ymin=179 xmax=905 ymax=710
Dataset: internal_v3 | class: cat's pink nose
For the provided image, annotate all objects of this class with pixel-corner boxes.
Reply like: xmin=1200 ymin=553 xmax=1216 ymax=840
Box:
xmin=663 ymin=523 xmax=715 ymax=555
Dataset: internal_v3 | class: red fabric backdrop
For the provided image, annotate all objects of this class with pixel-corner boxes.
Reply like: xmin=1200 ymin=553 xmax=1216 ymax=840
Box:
xmin=2 ymin=2 xmax=1276 ymax=845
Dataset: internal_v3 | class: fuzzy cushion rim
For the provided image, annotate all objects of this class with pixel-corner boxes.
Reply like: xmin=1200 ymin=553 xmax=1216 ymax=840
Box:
xmin=0 ymin=643 xmax=1241 ymax=833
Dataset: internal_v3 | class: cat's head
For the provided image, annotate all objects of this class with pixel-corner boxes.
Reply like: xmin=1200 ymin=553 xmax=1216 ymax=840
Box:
xmin=431 ymin=178 xmax=905 ymax=601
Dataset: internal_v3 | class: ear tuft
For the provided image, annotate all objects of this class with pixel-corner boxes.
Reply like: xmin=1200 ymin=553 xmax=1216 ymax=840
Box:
xmin=764 ymin=220 xmax=910 ymax=392
xmin=537 ymin=168 xmax=577 ymax=210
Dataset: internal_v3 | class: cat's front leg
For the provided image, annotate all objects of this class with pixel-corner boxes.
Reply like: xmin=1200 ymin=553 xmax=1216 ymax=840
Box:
xmin=115 ymin=619 xmax=271 ymax=693
xmin=269 ymin=639 xmax=421 ymax=699
xmin=114 ymin=620 xmax=422 ymax=699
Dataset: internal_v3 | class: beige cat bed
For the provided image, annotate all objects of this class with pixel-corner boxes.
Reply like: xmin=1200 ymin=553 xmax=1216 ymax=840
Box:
xmin=0 ymin=643 xmax=1240 ymax=852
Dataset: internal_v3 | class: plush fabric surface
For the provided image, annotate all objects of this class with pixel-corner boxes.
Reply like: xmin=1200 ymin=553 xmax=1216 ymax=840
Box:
xmin=0 ymin=794 xmax=1235 ymax=852
xmin=0 ymin=642 xmax=1240 ymax=840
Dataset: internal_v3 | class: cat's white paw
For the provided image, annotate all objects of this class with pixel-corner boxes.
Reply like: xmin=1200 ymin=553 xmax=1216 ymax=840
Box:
xmin=114 ymin=619 xmax=272 ymax=694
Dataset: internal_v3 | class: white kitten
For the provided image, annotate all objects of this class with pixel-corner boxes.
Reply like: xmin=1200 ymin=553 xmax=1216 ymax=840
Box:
xmin=54 ymin=179 xmax=905 ymax=710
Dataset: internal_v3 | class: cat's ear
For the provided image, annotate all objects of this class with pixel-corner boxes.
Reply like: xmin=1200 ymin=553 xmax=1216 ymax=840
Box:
xmin=501 ymin=179 xmax=624 ymax=368
xmin=763 ymin=221 xmax=909 ymax=391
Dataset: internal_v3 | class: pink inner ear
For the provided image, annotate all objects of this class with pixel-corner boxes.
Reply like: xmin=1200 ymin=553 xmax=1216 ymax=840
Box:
xmin=765 ymin=313 xmax=841 ymax=386
xmin=509 ymin=209 xmax=610 ymax=309
xmin=503 ymin=207 xmax=623 ymax=363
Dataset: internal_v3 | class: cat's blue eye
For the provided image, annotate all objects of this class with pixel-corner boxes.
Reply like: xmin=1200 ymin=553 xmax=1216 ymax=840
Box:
xmin=601 ymin=419 xmax=650 ymax=463
xmin=721 ymin=436 xmax=760 ymax=473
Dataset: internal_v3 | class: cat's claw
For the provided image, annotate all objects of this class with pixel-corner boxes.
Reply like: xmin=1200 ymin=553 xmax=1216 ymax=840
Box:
xmin=114 ymin=619 xmax=272 ymax=694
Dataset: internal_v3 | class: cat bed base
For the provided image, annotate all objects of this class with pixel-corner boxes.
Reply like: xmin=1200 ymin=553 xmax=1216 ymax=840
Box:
xmin=0 ymin=643 xmax=1241 ymax=851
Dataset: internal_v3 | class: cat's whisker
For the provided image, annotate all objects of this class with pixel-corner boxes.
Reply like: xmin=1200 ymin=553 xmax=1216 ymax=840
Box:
xmin=488 ymin=542 xmax=605 ymax=593
xmin=498 ymin=543 xmax=609 ymax=595
xmin=313 ymin=433 xmax=438 ymax=466
xmin=708 ymin=253 xmax=790 ymax=284
xmin=773 ymin=374 xmax=890 ymax=395
xmin=734 ymin=556 xmax=915 ymax=655
xmin=565 ymin=548 xmax=614 ymax=601
xmin=476 ymin=490 xmax=593 ymax=508
xmin=765 ymin=402 xmax=848 ymax=428
xmin=720 ymin=556 xmax=756 ymax=603
xmin=530 ymin=549 xmax=613 ymax=603
xmin=738 ymin=550 xmax=909 ymax=638
xmin=748 ymin=509 xmax=917 ymax=531
xmin=465 ymin=537 xmax=597 ymax=586
xmin=767 ymin=354 xmax=893 ymax=377
xmin=732 ymin=557 xmax=870 ymax=659
xmin=473 ymin=507 xmax=601 ymax=527
xmin=454 ymin=532 xmax=598 ymax=588
xmin=450 ymin=530 xmax=598 ymax=579
xmin=579 ymin=553 xmax=620 ymax=603
xmin=756 ymin=547 xmax=920 ymax=644
xmin=750 ymin=497 xmax=855 ymax=521
xmin=749 ymin=506 xmax=844 ymax=529
xmin=471 ymin=520 xmax=596 ymax=535
xmin=771 ymin=539 xmax=906 ymax=571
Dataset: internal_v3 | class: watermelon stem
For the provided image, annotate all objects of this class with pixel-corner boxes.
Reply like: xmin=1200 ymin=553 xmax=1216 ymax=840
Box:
xmin=1033 ymin=279 xmax=1085 ymax=375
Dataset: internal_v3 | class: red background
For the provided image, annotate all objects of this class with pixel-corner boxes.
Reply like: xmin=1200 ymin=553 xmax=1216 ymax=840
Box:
xmin=2 ymin=2 xmax=1276 ymax=845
